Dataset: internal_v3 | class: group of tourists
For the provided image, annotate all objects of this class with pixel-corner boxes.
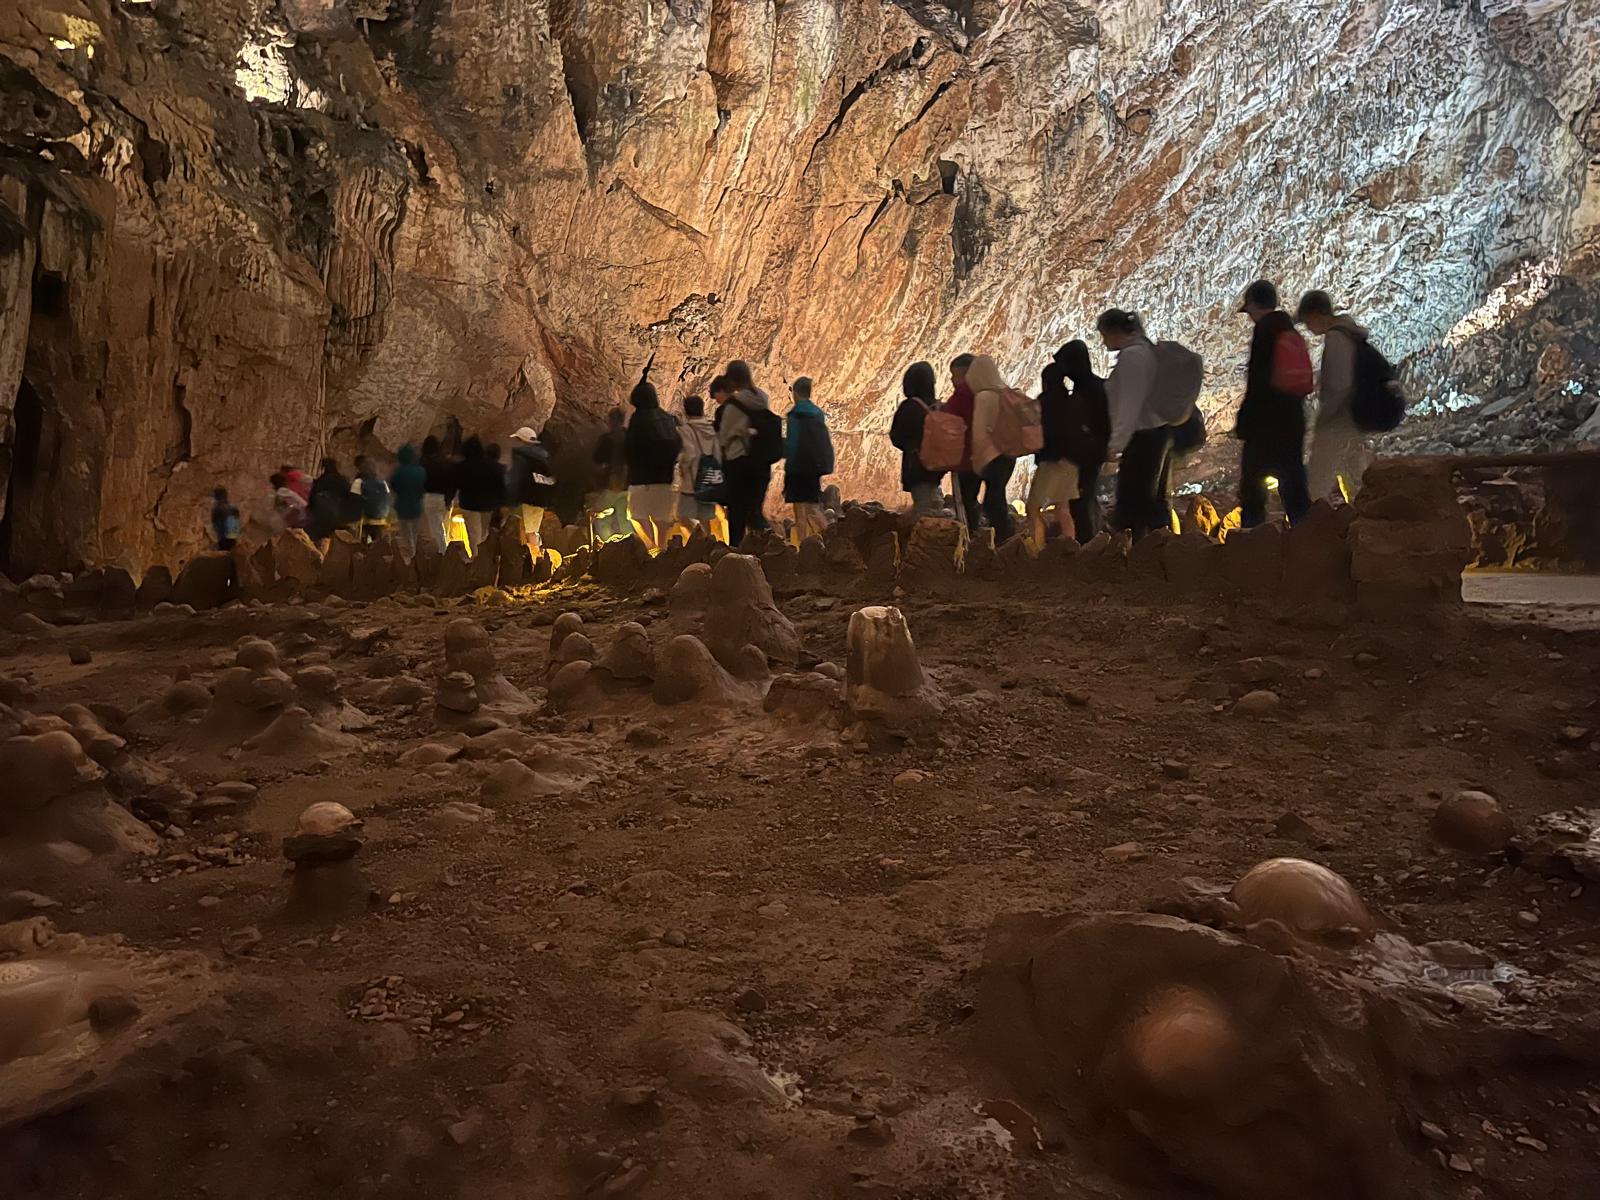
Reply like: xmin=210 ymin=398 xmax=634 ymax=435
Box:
xmin=210 ymin=283 xmax=1397 ymax=559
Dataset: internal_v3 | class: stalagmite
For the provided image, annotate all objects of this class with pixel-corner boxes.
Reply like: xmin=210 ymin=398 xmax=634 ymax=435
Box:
xmin=1432 ymin=790 xmax=1516 ymax=855
xmin=652 ymin=636 xmax=748 ymax=708
xmin=843 ymin=606 xmax=943 ymax=733
xmin=702 ymin=554 xmax=799 ymax=674
xmin=1230 ymin=858 xmax=1373 ymax=936
xmin=283 ymin=802 xmax=369 ymax=922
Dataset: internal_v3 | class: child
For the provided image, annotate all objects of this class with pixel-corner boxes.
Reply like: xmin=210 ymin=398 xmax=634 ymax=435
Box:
xmin=210 ymin=487 xmax=241 ymax=550
xmin=355 ymin=455 xmax=393 ymax=543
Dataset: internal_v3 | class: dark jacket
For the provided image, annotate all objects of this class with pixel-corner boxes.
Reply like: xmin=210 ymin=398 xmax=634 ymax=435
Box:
xmin=358 ymin=472 xmax=392 ymax=521
xmin=455 ymin=439 xmax=505 ymax=513
xmin=1238 ymin=309 xmax=1304 ymax=439
xmin=592 ymin=429 xmax=627 ymax=492
xmin=944 ymin=379 xmax=976 ymax=474
xmin=421 ymin=447 xmax=457 ymax=500
xmin=1056 ymin=345 xmax=1110 ymax=469
xmin=1038 ymin=365 xmax=1076 ymax=463
xmin=307 ymin=469 xmax=351 ymax=539
xmin=391 ymin=444 xmax=427 ymax=520
xmin=508 ymin=439 xmax=553 ymax=506
xmin=625 ymin=398 xmax=683 ymax=487
xmin=890 ymin=399 xmax=942 ymax=489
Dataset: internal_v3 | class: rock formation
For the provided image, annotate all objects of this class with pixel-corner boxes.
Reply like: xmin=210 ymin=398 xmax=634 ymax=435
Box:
xmin=843 ymin=604 xmax=942 ymax=734
xmin=4 ymin=1 xmax=1597 ymax=571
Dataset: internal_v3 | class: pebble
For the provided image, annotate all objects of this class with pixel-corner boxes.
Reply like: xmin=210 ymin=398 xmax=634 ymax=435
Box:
xmin=198 ymin=895 xmax=222 ymax=909
xmin=68 ymin=645 xmax=92 ymax=665
xmin=1064 ymin=690 xmax=1091 ymax=707
xmin=1516 ymin=910 xmax=1540 ymax=928
xmin=1235 ymin=690 xmax=1280 ymax=715
xmin=892 ymin=769 xmax=928 ymax=788
xmin=1160 ymin=760 xmax=1191 ymax=780
xmin=1446 ymin=1153 xmax=1474 ymax=1174
xmin=1419 ymin=1121 xmax=1449 ymax=1144
xmin=734 ymin=988 xmax=768 ymax=1013
xmin=1353 ymin=651 xmax=1381 ymax=668
xmin=1102 ymin=842 xmax=1145 ymax=862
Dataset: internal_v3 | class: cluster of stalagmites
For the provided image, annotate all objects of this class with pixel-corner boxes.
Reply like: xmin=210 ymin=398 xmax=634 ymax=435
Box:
xmin=0 ymin=463 xmax=1476 ymax=642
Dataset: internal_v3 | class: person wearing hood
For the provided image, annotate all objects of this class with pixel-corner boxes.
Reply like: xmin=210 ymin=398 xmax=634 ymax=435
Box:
xmin=1026 ymin=362 xmax=1079 ymax=546
xmin=306 ymin=457 xmax=352 ymax=542
xmin=280 ymin=464 xmax=311 ymax=503
xmin=590 ymin=408 xmax=630 ymax=541
xmin=390 ymin=443 xmax=428 ymax=560
xmin=1098 ymin=309 xmax=1171 ymax=540
xmin=964 ymin=354 xmax=1018 ymax=543
xmin=677 ymin=393 xmax=720 ymax=530
xmin=890 ymin=361 xmax=945 ymax=515
xmin=625 ymin=375 xmax=683 ymax=552
xmin=1056 ymin=339 xmax=1110 ymax=541
xmin=1297 ymin=289 xmax=1371 ymax=503
xmin=507 ymin=425 xmax=554 ymax=552
xmin=717 ymin=359 xmax=775 ymax=548
xmin=783 ymin=377 xmax=833 ymax=542
xmin=944 ymin=354 xmax=980 ymax=529
xmin=455 ymin=436 xmax=504 ymax=555
xmin=1236 ymin=279 xmax=1313 ymax=527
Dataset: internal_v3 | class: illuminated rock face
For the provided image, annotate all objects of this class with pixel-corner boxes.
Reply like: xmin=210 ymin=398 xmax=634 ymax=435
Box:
xmin=2 ymin=0 xmax=1596 ymax=570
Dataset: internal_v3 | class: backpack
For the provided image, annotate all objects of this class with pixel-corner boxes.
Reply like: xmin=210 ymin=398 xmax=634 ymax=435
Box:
xmin=1271 ymin=329 xmax=1315 ymax=397
xmin=990 ymin=388 xmax=1044 ymax=458
xmin=1349 ymin=336 xmax=1406 ymax=432
xmin=789 ymin=412 xmax=834 ymax=477
xmin=1150 ymin=340 xmax=1204 ymax=425
xmin=737 ymin=401 xmax=785 ymax=465
xmin=1170 ymin=408 xmax=1208 ymax=457
xmin=641 ymin=407 xmax=682 ymax=469
xmin=693 ymin=453 xmax=726 ymax=503
xmin=917 ymin=402 xmax=967 ymax=473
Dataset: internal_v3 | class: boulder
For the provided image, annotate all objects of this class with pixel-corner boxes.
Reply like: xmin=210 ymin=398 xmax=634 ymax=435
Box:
xmin=598 ymin=622 xmax=655 ymax=682
xmin=760 ymin=541 xmax=799 ymax=588
xmin=763 ymin=672 xmax=840 ymax=723
xmin=843 ymin=605 xmax=943 ymax=733
xmin=652 ymin=635 xmax=748 ymax=707
xmin=0 ymin=731 xmax=104 ymax=811
xmin=317 ymin=532 xmax=360 ymax=596
xmin=594 ymin=535 xmax=652 ymax=587
xmin=702 ymin=554 xmax=800 ymax=673
xmin=435 ymin=671 xmax=480 ymax=715
xmin=435 ymin=543 xmax=473 ymax=596
xmin=1431 ymin=790 xmax=1515 ymax=855
xmin=135 ymin=566 xmax=173 ymax=610
xmin=1230 ymin=858 xmax=1373 ymax=936
xmin=272 ymin=530 xmax=323 ymax=587
xmin=549 ymin=611 xmax=585 ymax=658
xmin=169 ymin=553 xmax=237 ymax=610
xmin=897 ymin=517 xmax=965 ymax=586
xmin=1348 ymin=459 xmax=1472 ymax=606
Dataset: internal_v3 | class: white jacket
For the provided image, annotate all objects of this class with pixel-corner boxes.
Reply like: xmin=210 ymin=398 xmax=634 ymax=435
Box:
xmin=678 ymin=416 xmax=718 ymax=494
xmin=1107 ymin=335 xmax=1161 ymax=454
xmin=1316 ymin=316 xmax=1368 ymax=428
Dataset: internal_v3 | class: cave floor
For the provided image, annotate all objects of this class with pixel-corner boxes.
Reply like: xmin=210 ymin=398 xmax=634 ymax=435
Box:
xmin=6 ymin=579 xmax=1600 ymax=1199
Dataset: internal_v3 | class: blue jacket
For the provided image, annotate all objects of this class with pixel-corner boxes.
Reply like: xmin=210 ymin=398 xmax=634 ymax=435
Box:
xmin=784 ymin=398 xmax=833 ymax=477
xmin=390 ymin=444 xmax=427 ymax=520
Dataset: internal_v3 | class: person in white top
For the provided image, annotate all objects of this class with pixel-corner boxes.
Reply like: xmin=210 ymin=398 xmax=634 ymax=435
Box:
xmin=1097 ymin=308 xmax=1172 ymax=539
xmin=1296 ymin=289 xmax=1371 ymax=503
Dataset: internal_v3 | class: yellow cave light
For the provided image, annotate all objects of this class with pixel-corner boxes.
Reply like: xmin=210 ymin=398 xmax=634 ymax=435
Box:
xmin=448 ymin=513 xmax=470 ymax=550
xmin=1169 ymin=507 xmax=1182 ymax=535
xmin=1264 ymin=475 xmax=1280 ymax=491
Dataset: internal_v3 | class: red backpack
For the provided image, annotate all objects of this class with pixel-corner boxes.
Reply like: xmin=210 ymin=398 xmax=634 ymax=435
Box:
xmin=1271 ymin=329 xmax=1315 ymax=397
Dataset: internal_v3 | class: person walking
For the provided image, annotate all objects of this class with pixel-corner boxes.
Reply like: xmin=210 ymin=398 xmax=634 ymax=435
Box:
xmin=890 ymin=361 xmax=946 ymax=516
xmin=306 ymin=457 xmax=351 ymax=542
xmin=717 ymin=360 xmax=778 ymax=548
xmin=507 ymin=425 xmax=554 ymax=551
xmin=354 ymin=455 xmax=393 ymax=543
xmin=783 ymin=377 xmax=834 ymax=542
xmin=589 ymin=408 xmax=630 ymax=541
xmin=676 ymin=394 xmax=720 ymax=530
xmin=1025 ymin=362 xmax=1079 ymax=546
xmin=1297 ymin=289 xmax=1371 ymax=503
xmin=419 ymin=435 xmax=457 ymax=552
xmin=455 ymin=436 xmax=504 ymax=555
xmin=624 ymin=376 xmax=683 ymax=553
xmin=210 ymin=487 xmax=241 ymax=550
xmin=1236 ymin=279 xmax=1314 ymax=527
xmin=390 ymin=443 xmax=427 ymax=560
xmin=944 ymin=353 xmax=980 ymax=529
xmin=1056 ymin=340 xmax=1109 ymax=542
xmin=280 ymin=464 xmax=311 ymax=504
xmin=1098 ymin=309 xmax=1171 ymax=540
xmin=964 ymin=354 xmax=1019 ymax=543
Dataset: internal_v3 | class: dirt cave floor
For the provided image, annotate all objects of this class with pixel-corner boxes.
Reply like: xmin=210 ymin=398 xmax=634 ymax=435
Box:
xmin=5 ymin=572 xmax=1600 ymax=1200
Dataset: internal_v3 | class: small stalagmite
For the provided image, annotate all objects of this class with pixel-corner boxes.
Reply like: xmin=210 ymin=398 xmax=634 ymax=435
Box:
xmin=843 ymin=606 xmax=943 ymax=732
xmin=282 ymin=802 xmax=370 ymax=922
xmin=1230 ymin=858 xmax=1373 ymax=937
xmin=1431 ymin=790 xmax=1515 ymax=855
xmin=652 ymin=635 xmax=748 ymax=708
xmin=443 ymin=618 xmax=531 ymax=712
xmin=702 ymin=554 xmax=799 ymax=674
xmin=598 ymin=622 xmax=655 ymax=682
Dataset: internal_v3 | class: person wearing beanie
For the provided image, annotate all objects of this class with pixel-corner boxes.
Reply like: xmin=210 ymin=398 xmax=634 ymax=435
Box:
xmin=624 ymin=373 xmax=682 ymax=552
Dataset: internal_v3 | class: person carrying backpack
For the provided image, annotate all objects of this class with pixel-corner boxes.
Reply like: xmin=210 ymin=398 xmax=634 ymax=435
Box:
xmin=507 ymin=425 xmax=555 ymax=551
xmin=1098 ymin=310 xmax=1172 ymax=540
xmin=1056 ymin=340 xmax=1109 ymax=542
xmin=1297 ymin=289 xmax=1376 ymax=503
xmin=676 ymin=393 xmax=721 ymax=530
xmin=966 ymin=354 xmax=1030 ymax=544
xmin=783 ymin=377 xmax=834 ymax=542
xmin=624 ymin=375 xmax=683 ymax=552
xmin=890 ymin=361 xmax=947 ymax=515
xmin=306 ymin=458 xmax=351 ymax=542
xmin=1026 ymin=363 xmax=1080 ymax=547
xmin=717 ymin=359 xmax=778 ymax=548
xmin=210 ymin=487 xmax=241 ymax=550
xmin=455 ymin=436 xmax=504 ymax=555
xmin=1236 ymin=279 xmax=1313 ymax=527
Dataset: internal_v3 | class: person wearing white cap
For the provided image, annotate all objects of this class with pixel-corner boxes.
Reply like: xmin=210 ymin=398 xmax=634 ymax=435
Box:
xmin=507 ymin=424 xmax=554 ymax=552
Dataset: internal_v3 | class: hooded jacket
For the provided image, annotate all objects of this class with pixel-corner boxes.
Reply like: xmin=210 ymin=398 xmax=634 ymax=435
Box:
xmin=307 ymin=467 xmax=350 ymax=539
xmin=1058 ymin=343 xmax=1110 ymax=466
xmin=456 ymin=438 xmax=506 ymax=513
xmin=1316 ymin=315 xmax=1369 ymax=428
xmin=965 ymin=355 xmax=1012 ymax=475
xmin=783 ymin=397 xmax=831 ymax=478
xmin=508 ymin=437 xmax=553 ymax=505
xmin=421 ymin=446 xmax=457 ymax=500
xmin=390 ymin=444 xmax=427 ymax=520
xmin=717 ymin=386 xmax=771 ymax=463
xmin=890 ymin=363 xmax=942 ymax=490
xmin=1106 ymin=335 xmax=1161 ymax=455
xmin=625 ymin=387 xmax=682 ymax=487
xmin=677 ymin=415 xmax=718 ymax=494
xmin=1238 ymin=309 xmax=1304 ymax=438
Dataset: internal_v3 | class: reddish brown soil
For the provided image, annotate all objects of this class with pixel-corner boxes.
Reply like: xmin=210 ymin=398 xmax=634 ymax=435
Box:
xmin=5 ymin=576 xmax=1600 ymax=1199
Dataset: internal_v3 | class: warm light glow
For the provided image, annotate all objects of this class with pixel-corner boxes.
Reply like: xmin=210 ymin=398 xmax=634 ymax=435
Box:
xmin=448 ymin=513 xmax=470 ymax=551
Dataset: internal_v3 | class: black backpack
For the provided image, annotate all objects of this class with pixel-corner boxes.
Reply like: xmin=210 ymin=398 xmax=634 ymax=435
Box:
xmin=739 ymin=402 xmax=784 ymax=465
xmin=1170 ymin=408 xmax=1207 ymax=457
xmin=1349 ymin=337 xmax=1405 ymax=432
xmin=789 ymin=412 xmax=834 ymax=477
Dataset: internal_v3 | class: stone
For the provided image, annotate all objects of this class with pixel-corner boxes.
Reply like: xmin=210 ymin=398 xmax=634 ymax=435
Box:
xmin=668 ymin=564 xmax=713 ymax=618
xmin=1284 ymin=501 xmax=1356 ymax=603
xmin=623 ymin=1011 xmax=791 ymax=1107
xmin=1230 ymin=858 xmax=1373 ymax=936
xmin=135 ymin=567 xmax=173 ymax=610
xmin=283 ymin=802 xmax=362 ymax=864
xmin=652 ymin=635 xmax=748 ymax=708
xmin=702 ymin=554 xmax=800 ymax=673
xmin=1431 ymin=790 xmax=1515 ymax=855
xmin=170 ymin=552 xmax=237 ymax=610
xmin=897 ymin=518 xmax=965 ymax=586
xmin=272 ymin=530 xmax=323 ymax=587
xmin=1234 ymin=689 xmax=1280 ymax=716
xmin=545 ymin=660 xmax=600 ymax=712
xmin=1217 ymin=521 xmax=1286 ymax=595
xmin=435 ymin=672 xmax=480 ymax=715
xmin=598 ymin=622 xmax=655 ymax=682
xmin=763 ymin=672 xmax=840 ymax=722
xmin=242 ymin=707 xmax=360 ymax=757
xmin=549 ymin=611 xmax=585 ymax=657
xmin=161 ymin=680 xmax=212 ymax=717
xmin=1511 ymin=808 xmax=1600 ymax=883
xmin=66 ymin=644 xmax=91 ymax=666
xmin=844 ymin=606 xmax=943 ymax=733
xmin=1348 ymin=461 xmax=1473 ymax=606
xmin=549 ymin=632 xmax=598 ymax=674
xmin=0 ymin=731 xmax=103 ymax=809
xmin=234 ymin=637 xmax=280 ymax=671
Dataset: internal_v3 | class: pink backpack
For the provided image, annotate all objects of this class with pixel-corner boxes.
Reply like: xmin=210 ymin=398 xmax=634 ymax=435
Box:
xmin=990 ymin=388 xmax=1044 ymax=458
xmin=917 ymin=402 xmax=968 ymax=472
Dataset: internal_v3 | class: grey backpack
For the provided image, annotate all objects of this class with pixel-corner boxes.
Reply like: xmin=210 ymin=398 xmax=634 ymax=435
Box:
xmin=1150 ymin=340 xmax=1205 ymax=426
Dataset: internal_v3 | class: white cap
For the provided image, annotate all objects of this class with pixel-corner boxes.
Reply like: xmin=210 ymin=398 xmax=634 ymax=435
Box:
xmin=510 ymin=426 xmax=538 ymax=442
